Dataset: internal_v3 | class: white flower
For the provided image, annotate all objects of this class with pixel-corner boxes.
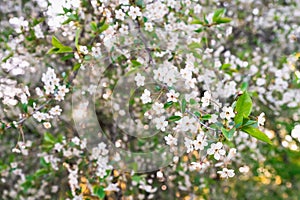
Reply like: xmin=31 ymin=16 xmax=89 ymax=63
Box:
xmin=153 ymin=67 xmax=167 ymax=81
xmin=257 ymin=112 xmax=265 ymax=126
xmin=43 ymin=122 xmax=51 ymax=129
xmin=58 ymin=85 xmax=70 ymax=96
xmin=72 ymin=137 xmax=81 ymax=145
xmin=220 ymin=106 xmax=235 ymax=120
xmin=44 ymin=84 xmax=55 ymax=95
xmin=79 ymin=46 xmax=88 ymax=55
xmin=291 ymin=124 xmax=300 ymax=142
xmin=178 ymin=116 xmax=197 ymax=132
xmin=184 ymin=137 xmax=194 ymax=153
xmin=119 ymin=24 xmax=129 ymax=34
xmin=134 ymin=73 xmax=145 ymax=87
xmin=207 ymin=142 xmax=226 ymax=160
xmin=55 ymin=91 xmax=65 ymax=101
xmin=201 ymin=91 xmax=211 ymax=107
xmin=33 ymin=111 xmax=46 ymax=122
xmin=193 ymin=131 xmax=208 ymax=150
xmin=164 ymin=134 xmax=177 ymax=146
xmin=152 ymin=102 xmax=164 ymax=114
xmin=153 ymin=116 xmax=168 ymax=132
xmin=141 ymin=89 xmax=152 ymax=104
xmin=144 ymin=22 xmax=153 ymax=32
xmin=190 ymin=162 xmax=208 ymax=171
xmin=128 ymin=6 xmax=142 ymax=20
xmin=180 ymin=68 xmax=192 ymax=80
xmin=217 ymin=168 xmax=235 ymax=178
xmin=166 ymin=89 xmax=179 ymax=102
xmin=209 ymin=114 xmax=218 ymax=123
xmin=115 ymin=9 xmax=125 ymax=21
xmin=163 ymin=72 xmax=177 ymax=87
xmin=49 ymin=105 xmax=62 ymax=116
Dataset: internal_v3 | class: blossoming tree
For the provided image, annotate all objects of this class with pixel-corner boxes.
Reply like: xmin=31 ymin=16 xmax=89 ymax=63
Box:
xmin=0 ymin=0 xmax=300 ymax=199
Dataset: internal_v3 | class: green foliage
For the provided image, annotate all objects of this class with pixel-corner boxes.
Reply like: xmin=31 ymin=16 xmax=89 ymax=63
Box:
xmin=234 ymin=91 xmax=252 ymax=125
xmin=241 ymin=126 xmax=272 ymax=144
xmin=168 ymin=115 xmax=182 ymax=122
xmin=47 ymin=36 xmax=73 ymax=54
xmin=93 ymin=186 xmax=105 ymax=199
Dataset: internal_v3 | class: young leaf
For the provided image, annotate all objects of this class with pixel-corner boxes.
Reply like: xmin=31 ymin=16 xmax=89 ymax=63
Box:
xmin=51 ymin=36 xmax=64 ymax=48
xmin=222 ymin=127 xmax=235 ymax=140
xmin=234 ymin=91 xmax=252 ymax=125
xmin=168 ymin=115 xmax=182 ymax=122
xmin=98 ymin=23 xmax=109 ymax=33
xmin=216 ymin=17 xmax=232 ymax=24
xmin=213 ymin=8 xmax=226 ymax=22
xmin=90 ymin=22 xmax=98 ymax=32
xmin=191 ymin=19 xmax=204 ymax=25
xmin=241 ymin=126 xmax=272 ymax=144
xmin=131 ymin=60 xmax=142 ymax=67
xmin=56 ymin=46 xmax=73 ymax=53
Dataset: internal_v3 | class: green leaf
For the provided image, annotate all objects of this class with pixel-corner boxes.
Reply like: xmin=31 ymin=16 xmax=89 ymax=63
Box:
xmin=143 ymin=17 xmax=148 ymax=22
xmin=203 ymin=14 xmax=209 ymax=24
xmin=241 ymin=126 xmax=272 ymax=144
xmin=194 ymin=111 xmax=201 ymax=117
xmin=132 ymin=175 xmax=141 ymax=182
xmin=222 ymin=127 xmax=235 ymax=140
xmin=47 ymin=47 xmax=60 ymax=54
xmin=131 ymin=60 xmax=142 ymax=67
xmin=61 ymin=53 xmax=74 ymax=61
xmin=181 ymin=98 xmax=187 ymax=113
xmin=73 ymin=63 xmax=81 ymax=71
xmin=240 ymin=82 xmax=248 ymax=92
xmin=43 ymin=132 xmax=55 ymax=144
xmin=221 ymin=63 xmax=231 ymax=70
xmin=216 ymin=17 xmax=232 ymax=24
xmin=191 ymin=19 xmax=204 ymax=25
xmin=90 ymin=22 xmax=98 ymax=32
xmin=189 ymin=98 xmax=197 ymax=104
xmin=194 ymin=28 xmax=203 ymax=33
xmin=22 ymin=103 xmax=28 ymax=113
xmin=35 ymin=168 xmax=48 ymax=177
xmin=57 ymin=46 xmax=73 ymax=53
xmin=75 ymin=29 xmax=81 ymax=50
xmin=168 ymin=116 xmax=182 ymax=122
xmin=164 ymin=102 xmax=173 ymax=109
xmin=213 ymin=8 xmax=226 ymax=22
xmin=188 ymin=42 xmax=202 ymax=49
xmin=201 ymin=114 xmax=211 ymax=120
xmin=93 ymin=186 xmax=105 ymax=199
xmin=51 ymin=36 xmax=64 ymax=48
xmin=234 ymin=91 xmax=252 ymax=125
xmin=47 ymin=36 xmax=73 ymax=54
xmin=98 ymin=24 xmax=109 ymax=33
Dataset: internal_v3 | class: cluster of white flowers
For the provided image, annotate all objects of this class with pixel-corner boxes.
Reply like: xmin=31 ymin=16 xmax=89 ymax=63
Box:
xmin=41 ymin=68 xmax=69 ymax=100
xmin=153 ymin=62 xmax=179 ymax=87
xmin=90 ymin=142 xmax=113 ymax=178
xmin=32 ymin=105 xmax=62 ymax=127
xmin=141 ymin=89 xmax=152 ymax=104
